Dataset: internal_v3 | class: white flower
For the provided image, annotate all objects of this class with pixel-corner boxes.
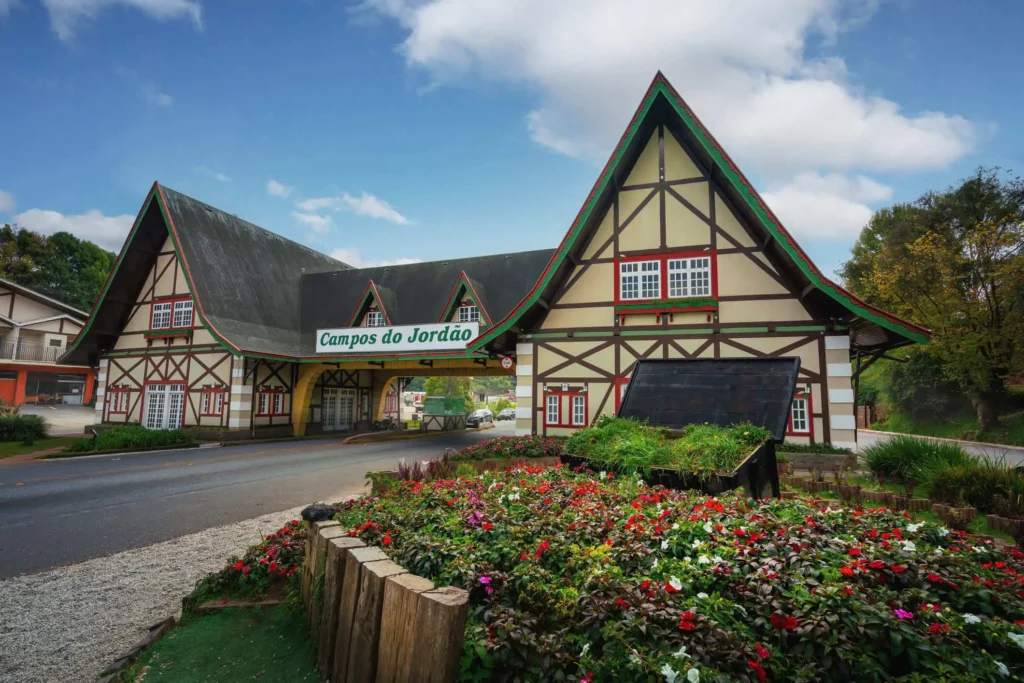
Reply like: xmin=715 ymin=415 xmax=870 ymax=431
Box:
xmin=672 ymin=523 xmax=680 ymax=530
xmin=697 ymin=592 xmax=709 ymax=599
xmin=964 ymin=614 xmax=981 ymax=625
xmin=669 ymin=576 xmax=683 ymax=591
xmin=687 ymin=668 xmax=701 ymax=683
xmin=580 ymin=643 xmax=590 ymax=658
xmin=599 ymin=471 xmax=607 ymax=480
xmin=933 ymin=548 xmax=944 ymax=556
xmin=713 ymin=556 xmax=724 ymax=564
xmin=1009 ymin=632 xmax=1024 ymax=649
xmin=661 ymin=663 xmax=679 ymax=683
xmin=697 ymin=555 xmax=711 ymax=565
xmin=672 ymin=644 xmax=691 ymax=660
xmin=902 ymin=541 xmax=917 ymax=552
xmin=653 ymin=558 xmax=659 ymax=568
xmin=996 ymin=661 xmax=1009 ymax=677
xmin=703 ymin=522 xmax=713 ymax=533
xmin=630 ymin=653 xmax=643 ymax=667
xmin=936 ymin=527 xmax=950 ymax=537
xmin=488 ymin=482 xmax=498 ymax=491
xmin=691 ymin=539 xmax=703 ymax=549
xmin=662 ymin=540 xmax=670 ymax=551
xmin=906 ymin=522 xmax=923 ymax=533
xmin=498 ymin=495 xmax=505 ymax=504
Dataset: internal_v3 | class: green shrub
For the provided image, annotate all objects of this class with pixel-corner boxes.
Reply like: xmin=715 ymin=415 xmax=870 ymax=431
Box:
xmin=776 ymin=441 xmax=854 ymax=455
xmin=68 ymin=426 xmax=197 ymax=453
xmin=884 ymin=348 xmax=965 ymax=418
xmin=453 ymin=435 xmax=564 ymax=461
xmin=927 ymin=462 xmax=1024 ymax=513
xmin=0 ymin=413 xmax=49 ymax=443
xmin=862 ymin=434 xmax=976 ymax=484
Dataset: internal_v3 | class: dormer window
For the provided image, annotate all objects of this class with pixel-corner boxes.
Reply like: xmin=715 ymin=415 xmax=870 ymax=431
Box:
xmin=458 ymin=304 xmax=479 ymax=323
xmin=365 ymin=311 xmax=384 ymax=327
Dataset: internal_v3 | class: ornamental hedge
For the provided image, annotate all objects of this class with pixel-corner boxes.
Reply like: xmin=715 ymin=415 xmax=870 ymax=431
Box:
xmin=337 ymin=465 xmax=1024 ymax=682
xmin=66 ymin=425 xmax=197 ymax=453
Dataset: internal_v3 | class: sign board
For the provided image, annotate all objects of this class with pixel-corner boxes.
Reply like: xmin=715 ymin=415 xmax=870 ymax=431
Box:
xmin=316 ymin=322 xmax=480 ymax=354
xmin=500 ymin=356 xmax=514 ymax=370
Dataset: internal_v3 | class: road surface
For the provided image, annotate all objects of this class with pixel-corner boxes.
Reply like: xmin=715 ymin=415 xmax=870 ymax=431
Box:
xmin=857 ymin=429 xmax=1024 ymax=468
xmin=0 ymin=423 xmax=513 ymax=578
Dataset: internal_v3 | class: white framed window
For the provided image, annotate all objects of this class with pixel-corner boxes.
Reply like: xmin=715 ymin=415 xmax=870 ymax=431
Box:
xmin=365 ymin=311 xmax=384 ymax=327
xmin=668 ymin=258 xmax=688 ymax=297
xmin=151 ymin=302 xmax=172 ymax=329
xmin=667 ymin=257 xmax=711 ymax=298
xmin=791 ymin=397 xmax=809 ymax=433
xmin=200 ymin=390 xmax=225 ymax=417
xmin=687 ymin=257 xmax=711 ymax=297
xmin=546 ymin=394 xmax=559 ymax=425
xmin=273 ymin=392 xmax=284 ymax=415
xmin=259 ymin=392 xmax=269 ymax=415
xmin=620 ymin=260 xmax=660 ymax=301
xmin=172 ymin=300 xmax=193 ymax=328
xmin=143 ymin=384 xmax=184 ymax=429
xmin=458 ymin=305 xmax=479 ymax=323
xmin=571 ymin=395 xmax=586 ymax=426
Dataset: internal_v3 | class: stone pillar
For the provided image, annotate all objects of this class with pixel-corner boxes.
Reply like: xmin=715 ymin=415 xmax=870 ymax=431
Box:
xmin=228 ymin=357 xmax=253 ymax=431
xmin=514 ymin=342 xmax=534 ymax=436
xmin=94 ymin=358 xmax=108 ymax=424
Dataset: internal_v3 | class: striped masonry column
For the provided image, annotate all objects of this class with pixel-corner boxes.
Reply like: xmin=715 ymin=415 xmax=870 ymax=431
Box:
xmin=514 ymin=342 xmax=534 ymax=437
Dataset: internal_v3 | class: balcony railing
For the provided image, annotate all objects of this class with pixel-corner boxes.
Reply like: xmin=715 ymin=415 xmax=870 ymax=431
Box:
xmin=0 ymin=341 xmax=63 ymax=363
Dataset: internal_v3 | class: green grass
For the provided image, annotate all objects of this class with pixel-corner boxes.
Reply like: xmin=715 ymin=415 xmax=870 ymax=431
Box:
xmin=0 ymin=437 xmax=79 ymax=459
xmin=874 ymin=410 xmax=1024 ymax=447
xmin=122 ymin=608 xmax=317 ymax=682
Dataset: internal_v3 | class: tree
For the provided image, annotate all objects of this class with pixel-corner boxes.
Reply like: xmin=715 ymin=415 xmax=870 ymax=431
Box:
xmin=424 ymin=376 xmax=475 ymax=412
xmin=841 ymin=168 xmax=1024 ymax=429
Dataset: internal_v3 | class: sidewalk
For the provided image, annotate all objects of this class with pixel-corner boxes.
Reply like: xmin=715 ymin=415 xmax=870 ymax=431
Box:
xmin=857 ymin=429 xmax=1024 ymax=467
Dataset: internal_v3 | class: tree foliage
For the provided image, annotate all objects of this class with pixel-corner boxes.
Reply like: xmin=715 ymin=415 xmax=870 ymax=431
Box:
xmin=841 ymin=168 xmax=1024 ymax=428
xmin=423 ymin=376 xmax=475 ymax=412
xmin=0 ymin=224 xmax=114 ymax=311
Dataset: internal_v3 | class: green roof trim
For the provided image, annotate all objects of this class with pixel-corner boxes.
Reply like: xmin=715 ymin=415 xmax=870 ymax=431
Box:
xmin=345 ymin=281 xmax=392 ymax=327
xmin=615 ymin=297 xmax=717 ymax=313
xmin=438 ymin=271 xmax=492 ymax=327
xmin=469 ymin=73 xmax=930 ymax=352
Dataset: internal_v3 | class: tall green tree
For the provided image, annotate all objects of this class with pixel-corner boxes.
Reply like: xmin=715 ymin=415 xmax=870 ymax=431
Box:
xmin=424 ymin=376 xmax=475 ymax=412
xmin=841 ymin=168 xmax=1024 ymax=429
xmin=0 ymin=225 xmax=114 ymax=310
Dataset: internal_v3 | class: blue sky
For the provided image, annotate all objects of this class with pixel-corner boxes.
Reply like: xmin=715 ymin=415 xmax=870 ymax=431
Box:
xmin=1 ymin=0 xmax=1021 ymax=276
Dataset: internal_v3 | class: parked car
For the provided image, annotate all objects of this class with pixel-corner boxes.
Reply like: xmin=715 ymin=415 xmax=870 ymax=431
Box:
xmin=466 ymin=408 xmax=493 ymax=427
xmin=497 ymin=408 xmax=516 ymax=421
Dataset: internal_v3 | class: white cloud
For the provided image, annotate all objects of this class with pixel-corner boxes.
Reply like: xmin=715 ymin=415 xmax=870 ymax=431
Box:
xmin=0 ymin=190 xmax=14 ymax=213
xmin=292 ymin=211 xmax=332 ymax=232
xmin=761 ymin=172 xmax=893 ymax=241
xmin=42 ymin=0 xmax=202 ymax=42
xmin=196 ymin=166 xmax=230 ymax=182
xmin=295 ymin=192 xmax=411 ymax=225
xmin=140 ymin=82 xmax=172 ymax=107
xmin=329 ymin=248 xmax=422 ymax=269
xmin=266 ymin=179 xmax=292 ymax=198
xmin=12 ymin=208 xmax=133 ymax=251
xmin=360 ymin=0 xmax=975 ymax=174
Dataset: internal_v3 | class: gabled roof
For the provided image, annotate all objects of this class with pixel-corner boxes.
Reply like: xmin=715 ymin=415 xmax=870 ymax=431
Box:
xmin=345 ymin=281 xmax=394 ymax=327
xmin=63 ymin=183 xmax=348 ymax=364
xmin=438 ymin=271 xmax=492 ymax=325
xmin=0 ymin=276 xmax=88 ymax=320
xmin=470 ymin=72 xmax=931 ymax=354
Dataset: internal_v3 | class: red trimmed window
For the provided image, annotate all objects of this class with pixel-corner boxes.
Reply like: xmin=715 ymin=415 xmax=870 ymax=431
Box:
xmin=545 ymin=390 xmax=587 ymax=428
xmin=385 ymin=391 xmax=398 ymax=414
xmin=614 ymin=377 xmax=631 ymax=413
xmin=615 ymin=251 xmax=717 ymax=303
xmin=787 ymin=390 xmax=813 ymax=436
xmin=257 ymin=387 xmax=287 ymax=416
xmin=151 ymin=297 xmax=194 ymax=330
xmin=108 ymin=387 xmax=130 ymax=414
xmin=200 ymin=388 xmax=226 ymax=417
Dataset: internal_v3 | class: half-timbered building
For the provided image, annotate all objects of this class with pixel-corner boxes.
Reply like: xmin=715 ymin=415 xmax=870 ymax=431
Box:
xmin=64 ymin=73 xmax=927 ymax=446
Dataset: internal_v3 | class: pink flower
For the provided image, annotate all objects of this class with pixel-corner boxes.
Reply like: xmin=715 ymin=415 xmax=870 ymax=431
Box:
xmin=894 ymin=609 xmax=914 ymax=620
xmin=479 ymin=577 xmax=491 ymax=585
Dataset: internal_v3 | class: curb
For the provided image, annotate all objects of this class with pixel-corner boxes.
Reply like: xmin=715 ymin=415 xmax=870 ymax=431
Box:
xmin=96 ymin=616 xmax=176 ymax=682
xmin=859 ymin=429 xmax=1022 ymax=452
xmin=42 ymin=443 xmax=217 ymax=462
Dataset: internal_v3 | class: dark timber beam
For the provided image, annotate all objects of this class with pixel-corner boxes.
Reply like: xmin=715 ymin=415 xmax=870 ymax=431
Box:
xmin=800 ymin=284 xmax=816 ymax=299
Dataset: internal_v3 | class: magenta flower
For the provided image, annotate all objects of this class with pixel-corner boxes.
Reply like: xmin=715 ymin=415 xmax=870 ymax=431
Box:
xmin=894 ymin=609 xmax=914 ymax=620
xmin=479 ymin=576 xmax=492 ymax=585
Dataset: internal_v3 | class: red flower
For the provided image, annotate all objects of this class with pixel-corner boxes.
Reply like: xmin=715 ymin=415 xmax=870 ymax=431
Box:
xmin=234 ymin=560 xmax=244 ymax=571
xmin=748 ymin=659 xmax=767 ymax=683
xmin=482 ymin=522 xmax=494 ymax=531
xmin=679 ymin=611 xmax=696 ymax=631
xmin=840 ymin=566 xmax=854 ymax=577
xmin=664 ymin=582 xmax=680 ymax=594
xmin=614 ymin=598 xmax=629 ymax=609
xmin=382 ymin=534 xmax=392 ymax=546
xmin=770 ymin=613 xmax=799 ymax=631
xmin=929 ymin=623 xmax=951 ymax=634
xmin=926 ymin=573 xmax=943 ymax=583
xmin=580 ymin=673 xmax=593 ymax=683
xmin=268 ymin=561 xmax=278 ymax=573
xmin=869 ymin=560 xmax=886 ymax=569
xmin=520 ymin=553 xmax=529 ymax=561
xmin=843 ymin=586 xmax=854 ymax=596
xmin=536 ymin=540 xmax=550 ymax=558
xmin=848 ymin=547 xmax=862 ymax=557
xmin=755 ymin=643 xmax=770 ymax=659
xmin=892 ymin=565 xmax=907 ymax=573
xmin=243 ymin=565 xmax=250 ymax=577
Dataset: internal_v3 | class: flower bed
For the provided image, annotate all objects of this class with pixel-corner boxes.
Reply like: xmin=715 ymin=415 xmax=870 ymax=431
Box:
xmin=335 ymin=465 xmax=1024 ymax=681
xmin=66 ymin=425 xmax=197 ymax=453
xmin=452 ymin=435 xmax=565 ymax=462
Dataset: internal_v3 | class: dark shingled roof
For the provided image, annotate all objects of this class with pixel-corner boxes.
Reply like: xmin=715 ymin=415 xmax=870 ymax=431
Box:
xmin=298 ymin=250 xmax=555 ymax=355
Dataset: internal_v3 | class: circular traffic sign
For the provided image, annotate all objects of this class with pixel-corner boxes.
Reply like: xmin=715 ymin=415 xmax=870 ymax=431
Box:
xmin=500 ymin=356 xmax=514 ymax=370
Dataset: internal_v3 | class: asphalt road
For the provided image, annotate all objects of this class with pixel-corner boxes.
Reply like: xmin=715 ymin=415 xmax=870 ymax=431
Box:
xmin=0 ymin=422 xmax=513 ymax=579
xmin=857 ymin=429 xmax=1024 ymax=468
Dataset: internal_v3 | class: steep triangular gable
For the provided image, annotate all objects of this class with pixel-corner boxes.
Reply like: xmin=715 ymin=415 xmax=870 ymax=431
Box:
xmin=345 ymin=281 xmax=393 ymax=327
xmin=471 ymin=72 xmax=930 ymax=351
xmin=438 ymin=271 xmax=491 ymax=326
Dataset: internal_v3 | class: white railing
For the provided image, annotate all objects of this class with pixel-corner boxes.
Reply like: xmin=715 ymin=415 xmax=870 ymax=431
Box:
xmin=0 ymin=341 xmax=63 ymax=363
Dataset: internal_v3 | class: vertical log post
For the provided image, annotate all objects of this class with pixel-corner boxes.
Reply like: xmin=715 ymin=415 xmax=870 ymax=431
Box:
xmin=375 ymin=573 xmax=435 ymax=683
xmin=332 ymin=546 xmax=389 ymax=683
xmin=408 ymin=587 xmax=470 ymax=683
xmin=317 ymin=537 xmax=366 ymax=679
xmin=309 ymin=526 xmax=349 ymax=640
xmin=302 ymin=520 xmax=339 ymax=608
xmin=347 ymin=560 xmax=409 ymax=683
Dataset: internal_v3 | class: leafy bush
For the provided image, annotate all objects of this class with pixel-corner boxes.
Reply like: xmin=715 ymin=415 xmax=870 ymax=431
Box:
xmin=67 ymin=425 xmax=197 ymax=453
xmin=927 ymin=462 xmax=1024 ymax=513
xmin=862 ymin=434 xmax=976 ymax=484
xmin=0 ymin=412 xmax=48 ymax=443
xmin=337 ymin=465 xmax=1024 ymax=681
xmin=776 ymin=441 xmax=853 ymax=455
xmin=884 ymin=348 xmax=965 ymax=419
xmin=565 ymin=416 xmax=772 ymax=479
xmin=187 ymin=519 xmax=306 ymax=606
xmin=453 ymin=435 xmax=564 ymax=462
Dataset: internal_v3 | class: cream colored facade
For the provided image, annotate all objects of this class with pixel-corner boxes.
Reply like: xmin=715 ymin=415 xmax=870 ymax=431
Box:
xmin=514 ymin=128 xmax=857 ymax=448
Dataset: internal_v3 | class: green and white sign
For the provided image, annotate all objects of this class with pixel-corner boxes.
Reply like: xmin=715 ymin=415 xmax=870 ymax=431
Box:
xmin=316 ymin=322 xmax=480 ymax=354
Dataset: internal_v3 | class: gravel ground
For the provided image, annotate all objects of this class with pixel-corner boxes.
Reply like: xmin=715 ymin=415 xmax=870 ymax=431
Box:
xmin=0 ymin=505 xmax=309 ymax=683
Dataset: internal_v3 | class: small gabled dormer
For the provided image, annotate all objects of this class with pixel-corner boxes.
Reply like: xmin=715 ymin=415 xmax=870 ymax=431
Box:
xmin=346 ymin=281 xmax=395 ymax=328
xmin=438 ymin=271 xmax=490 ymax=328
